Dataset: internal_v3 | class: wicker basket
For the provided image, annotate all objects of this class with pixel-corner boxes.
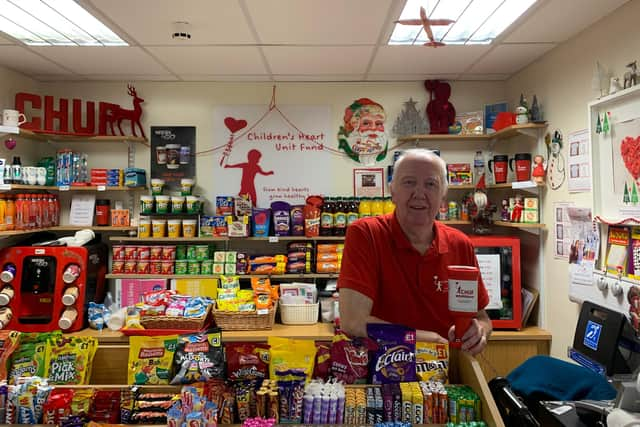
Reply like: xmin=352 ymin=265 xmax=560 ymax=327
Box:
xmin=212 ymin=304 xmax=276 ymax=330
xmin=279 ymin=302 xmax=319 ymax=325
xmin=140 ymin=305 xmax=211 ymax=330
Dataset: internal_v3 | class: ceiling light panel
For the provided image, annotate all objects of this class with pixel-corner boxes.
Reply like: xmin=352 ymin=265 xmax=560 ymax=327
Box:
xmin=469 ymin=0 xmax=537 ymax=43
xmin=443 ymin=0 xmax=502 ymax=43
xmin=1 ymin=0 xmax=72 ymax=45
xmin=0 ymin=0 xmax=126 ymax=46
xmin=13 ymin=0 xmax=101 ymax=45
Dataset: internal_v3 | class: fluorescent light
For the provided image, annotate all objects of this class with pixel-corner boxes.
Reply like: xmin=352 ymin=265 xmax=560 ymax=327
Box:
xmin=0 ymin=0 xmax=127 ymax=46
xmin=390 ymin=0 xmax=537 ymax=46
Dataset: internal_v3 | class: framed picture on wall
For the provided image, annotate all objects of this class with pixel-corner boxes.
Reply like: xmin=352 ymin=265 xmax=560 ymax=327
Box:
xmin=353 ymin=168 xmax=384 ymax=197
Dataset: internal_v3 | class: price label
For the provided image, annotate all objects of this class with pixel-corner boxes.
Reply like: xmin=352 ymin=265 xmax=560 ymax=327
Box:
xmin=257 ymin=309 xmax=269 ymax=315
xmin=268 ymin=236 xmax=279 ymax=243
xmin=59 ymin=185 xmax=70 ymax=191
xmin=0 ymin=184 xmax=11 ymax=191
xmin=97 ymin=185 xmax=106 ymax=191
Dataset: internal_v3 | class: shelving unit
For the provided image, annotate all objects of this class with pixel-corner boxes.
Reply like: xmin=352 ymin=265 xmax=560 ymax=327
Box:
xmin=109 ymin=235 xmax=346 ymax=242
xmin=106 ymin=273 xmax=339 ymax=280
xmin=0 ymin=184 xmax=147 ymax=192
xmin=396 ymin=123 xmax=547 ymax=144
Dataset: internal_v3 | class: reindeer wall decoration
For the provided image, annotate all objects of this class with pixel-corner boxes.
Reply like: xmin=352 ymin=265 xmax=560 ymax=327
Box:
xmin=106 ymin=84 xmax=146 ymax=139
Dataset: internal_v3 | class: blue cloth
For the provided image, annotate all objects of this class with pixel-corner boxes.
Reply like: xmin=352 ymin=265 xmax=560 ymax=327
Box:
xmin=506 ymin=355 xmax=617 ymax=401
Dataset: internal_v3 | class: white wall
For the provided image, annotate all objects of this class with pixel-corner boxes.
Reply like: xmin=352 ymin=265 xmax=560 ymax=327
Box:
xmin=507 ymin=0 xmax=640 ymax=358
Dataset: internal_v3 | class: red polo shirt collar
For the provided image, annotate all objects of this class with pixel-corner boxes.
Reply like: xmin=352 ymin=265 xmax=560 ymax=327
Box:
xmin=389 ymin=213 xmax=450 ymax=255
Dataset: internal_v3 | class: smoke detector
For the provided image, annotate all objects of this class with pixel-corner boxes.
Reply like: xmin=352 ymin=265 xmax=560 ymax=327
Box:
xmin=172 ymin=21 xmax=192 ymax=40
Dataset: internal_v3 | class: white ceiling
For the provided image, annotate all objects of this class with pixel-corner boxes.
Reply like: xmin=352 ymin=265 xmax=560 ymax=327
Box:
xmin=0 ymin=0 xmax=630 ymax=82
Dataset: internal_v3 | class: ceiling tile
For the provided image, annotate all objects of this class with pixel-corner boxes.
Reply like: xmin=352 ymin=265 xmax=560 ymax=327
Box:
xmin=371 ymin=45 xmax=490 ymax=75
xmin=505 ymin=0 xmax=630 ymax=43
xmin=366 ymin=74 xmax=459 ymax=81
xmin=263 ymin=46 xmax=374 ymax=75
xmin=30 ymin=46 xmax=169 ymax=75
xmin=88 ymin=0 xmax=255 ymax=45
xmin=246 ymin=0 xmax=395 ymax=44
xmin=147 ymin=46 xmax=268 ymax=75
xmin=458 ymin=74 xmax=511 ymax=81
xmin=81 ymin=74 xmax=180 ymax=81
xmin=272 ymin=75 xmax=364 ymax=82
xmin=179 ymin=74 xmax=273 ymax=82
xmin=468 ymin=43 xmax=556 ymax=74
xmin=0 ymin=46 xmax=73 ymax=75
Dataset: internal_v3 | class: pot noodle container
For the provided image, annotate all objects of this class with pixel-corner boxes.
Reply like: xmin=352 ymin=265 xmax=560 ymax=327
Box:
xmin=447 ymin=265 xmax=478 ymax=348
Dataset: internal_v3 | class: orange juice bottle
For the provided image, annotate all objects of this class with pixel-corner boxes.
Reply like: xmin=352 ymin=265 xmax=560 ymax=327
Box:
xmin=358 ymin=197 xmax=371 ymax=218
xmin=4 ymin=196 xmax=14 ymax=231
xmin=383 ymin=197 xmax=395 ymax=215
xmin=0 ymin=196 xmax=6 ymax=231
xmin=371 ymin=197 xmax=384 ymax=216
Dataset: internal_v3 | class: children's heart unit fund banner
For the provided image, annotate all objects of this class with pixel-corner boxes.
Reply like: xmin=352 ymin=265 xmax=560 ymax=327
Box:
xmin=213 ymin=105 xmax=333 ymax=208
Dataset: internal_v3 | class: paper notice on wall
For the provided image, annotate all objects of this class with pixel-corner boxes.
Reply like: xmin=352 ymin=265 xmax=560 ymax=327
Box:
xmin=567 ymin=207 xmax=599 ymax=288
xmin=568 ymin=129 xmax=591 ymax=192
xmin=69 ymin=194 xmax=96 ymax=226
xmin=476 ymin=253 xmax=503 ymax=309
xmin=554 ymin=202 xmax=574 ymax=259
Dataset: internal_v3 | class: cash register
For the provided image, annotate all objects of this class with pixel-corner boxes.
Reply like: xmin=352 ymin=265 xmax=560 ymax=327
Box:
xmin=539 ymin=301 xmax=640 ymax=426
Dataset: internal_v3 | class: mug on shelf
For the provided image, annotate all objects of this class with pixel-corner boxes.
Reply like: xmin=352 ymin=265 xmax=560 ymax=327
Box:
xmin=509 ymin=153 xmax=532 ymax=182
xmin=2 ymin=109 xmax=26 ymax=127
xmin=488 ymin=154 xmax=509 ymax=184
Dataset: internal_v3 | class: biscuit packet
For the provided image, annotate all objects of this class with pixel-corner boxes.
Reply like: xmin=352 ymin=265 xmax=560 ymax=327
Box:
xmin=128 ymin=335 xmax=178 ymax=385
xmin=367 ymin=323 xmax=416 ymax=384
xmin=415 ymin=341 xmax=449 ymax=383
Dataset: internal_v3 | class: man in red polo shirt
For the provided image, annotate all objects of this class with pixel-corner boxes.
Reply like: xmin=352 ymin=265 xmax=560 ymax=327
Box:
xmin=339 ymin=149 xmax=492 ymax=355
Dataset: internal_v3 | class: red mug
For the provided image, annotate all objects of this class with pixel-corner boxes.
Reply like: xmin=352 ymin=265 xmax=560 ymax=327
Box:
xmin=488 ymin=155 xmax=509 ymax=184
xmin=509 ymin=153 xmax=532 ymax=182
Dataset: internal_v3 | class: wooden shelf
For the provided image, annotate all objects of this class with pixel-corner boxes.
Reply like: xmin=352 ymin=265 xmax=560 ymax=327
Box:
xmin=493 ymin=221 xmax=545 ymax=229
xmin=489 ymin=326 xmax=552 ymax=341
xmin=442 ymin=219 xmax=471 ymax=225
xmin=106 ymin=273 xmax=339 ymax=280
xmin=16 ymin=128 xmax=148 ymax=144
xmin=0 ymin=226 xmax=135 ymax=237
xmin=396 ymin=123 xmax=547 ymax=144
xmin=0 ymin=184 xmax=147 ymax=192
xmin=72 ymin=323 xmax=336 ymax=343
xmin=109 ymin=235 xmax=345 ymax=242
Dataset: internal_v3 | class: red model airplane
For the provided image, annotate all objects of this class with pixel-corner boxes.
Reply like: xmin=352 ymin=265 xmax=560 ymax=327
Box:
xmin=395 ymin=6 xmax=455 ymax=47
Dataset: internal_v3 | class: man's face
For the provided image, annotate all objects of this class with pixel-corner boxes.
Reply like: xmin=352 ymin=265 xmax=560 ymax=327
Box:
xmin=390 ymin=156 xmax=444 ymax=228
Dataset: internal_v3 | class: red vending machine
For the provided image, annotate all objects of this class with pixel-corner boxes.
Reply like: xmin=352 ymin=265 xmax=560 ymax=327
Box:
xmin=0 ymin=243 xmax=107 ymax=332
xmin=469 ymin=235 xmax=522 ymax=329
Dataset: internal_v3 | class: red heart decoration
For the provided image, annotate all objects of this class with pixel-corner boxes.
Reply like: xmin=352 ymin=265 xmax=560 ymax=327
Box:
xmin=620 ymin=135 xmax=640 ymax=180
xmin=224 ymin=117 xmax=248 ymax=134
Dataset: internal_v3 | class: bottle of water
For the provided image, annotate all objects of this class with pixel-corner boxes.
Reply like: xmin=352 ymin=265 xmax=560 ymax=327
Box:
xmin=473 ymin=150 xmax=485 ymax=185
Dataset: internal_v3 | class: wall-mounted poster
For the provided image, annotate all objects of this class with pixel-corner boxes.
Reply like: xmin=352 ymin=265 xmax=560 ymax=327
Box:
xmin=353 ymin=168 xmax=384 ymax=197
xmin=338 ymin=98 xmax=389 ymax=165
xmin=150 ymin=126 xmax=196 ymax=191
xmin=213 ymin=105 xmax=332 ymax=208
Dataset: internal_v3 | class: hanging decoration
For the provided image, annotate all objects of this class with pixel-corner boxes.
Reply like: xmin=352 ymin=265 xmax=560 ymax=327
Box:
xmin=546 ymin=130 xmax=566 ymax=190
xmin=337 ymin=98 xmax=389 ymax=165
xmin=392 ymin=98 xmax=429 ymax=137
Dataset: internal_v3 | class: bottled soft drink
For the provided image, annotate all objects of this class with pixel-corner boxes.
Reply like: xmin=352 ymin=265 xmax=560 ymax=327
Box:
xmin=346 ymin=198 xmax=359 ymax=227
xmin=333 ymin=198 xmax=347 ymax=236
xmin=5 ymin=196 xmax=15 ymax=231
xmin=359 ymin=197 xmax=371 ymax=218
xmin=320 ymin=197 xmax=334 ymax=236
xmin=474 ymin=151 xmax=485 ymax=185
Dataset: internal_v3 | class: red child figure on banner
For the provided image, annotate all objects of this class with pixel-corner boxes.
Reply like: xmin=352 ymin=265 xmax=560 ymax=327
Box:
xmin=532 ymin=154 xmax=546 ymax=184
xmin=425 ymin=80 xmax=456 ymax=134
xmin=225 ymin=149 xmax=273 ymax=206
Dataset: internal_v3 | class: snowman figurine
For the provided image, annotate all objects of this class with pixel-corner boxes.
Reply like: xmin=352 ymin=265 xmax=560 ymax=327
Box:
xmin=515 ymin=106 xmax=529 ymax=125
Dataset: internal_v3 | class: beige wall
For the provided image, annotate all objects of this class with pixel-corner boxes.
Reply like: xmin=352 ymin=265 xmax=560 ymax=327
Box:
xmin=507 ymin=0 xmax=640 ymax=358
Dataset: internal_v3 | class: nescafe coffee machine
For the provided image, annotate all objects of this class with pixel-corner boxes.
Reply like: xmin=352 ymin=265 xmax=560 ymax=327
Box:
xmin=0 ymin=242 xmax=107 ymax=332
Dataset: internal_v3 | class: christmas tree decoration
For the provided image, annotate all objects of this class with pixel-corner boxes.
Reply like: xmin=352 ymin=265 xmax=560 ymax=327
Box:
xmin=633 ymin=181 xmax=639 ymax=205
xmin=624 ymin=182 xmax=630 ymax=204
xmin=530 ymin=95 xmax=541 ymax=122
xmin=596 ymin=114 xmax=602 ymax=134
xmin=392 ymin=97 xmax=429 ymax=137
xmin=602 ymin=112 xmax=610 ymax=133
